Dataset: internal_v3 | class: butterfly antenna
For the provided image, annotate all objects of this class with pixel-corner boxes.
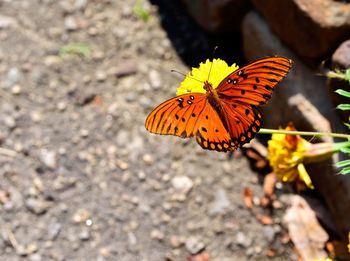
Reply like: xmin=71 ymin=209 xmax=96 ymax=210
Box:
xmin=207 ymin=46 xmax=218 ymax=82
xmin=171 ymin=69 xmax=203 ymax=83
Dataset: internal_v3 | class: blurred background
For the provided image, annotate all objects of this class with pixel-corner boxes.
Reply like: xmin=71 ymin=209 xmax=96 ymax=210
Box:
xmin=0 ymin=0 xmax=350 ymax=260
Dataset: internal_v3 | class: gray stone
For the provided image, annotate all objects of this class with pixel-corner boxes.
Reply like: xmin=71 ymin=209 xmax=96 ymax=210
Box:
xmin=25 ymin=198 xmax=50 ymax=215
xmin=185 ymin=236 xmax=205 ymax=255
xmin=235 ymin=232 xmax=252 ymax=248
xmin=48 ymin=223 xmax=62 ymax=240
xmin=39 ymin=149 xmax=58 ymax=169
xmin=208 ymin=188 xmax=231 ymax=216
xmin=7 ymin=67 xmax=21 ymax=86
xmin=64 ymin=16 xmax=79 ymax=31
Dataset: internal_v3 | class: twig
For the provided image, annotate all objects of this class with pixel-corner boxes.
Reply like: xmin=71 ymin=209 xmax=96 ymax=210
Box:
xmin=0 ymin=147 xmax=17 ymax=157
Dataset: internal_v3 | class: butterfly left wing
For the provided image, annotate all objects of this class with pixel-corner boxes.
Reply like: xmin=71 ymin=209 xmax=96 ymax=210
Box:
xmin=145 ymin=93 xmax=236 ymax=152
xmin=145 ymin=93 xmax=207 ymax=137
xmin=217 ymin=56 xmax=292 ymax=106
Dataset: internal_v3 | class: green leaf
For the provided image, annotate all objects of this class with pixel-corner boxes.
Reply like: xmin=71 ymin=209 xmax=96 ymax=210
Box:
xmin=335 ymin=159 xmax=350 ymax=168
xmin=340 ymin=147 xmax=350 ymax=153
xmin=335 ymin=89 xmax=350 ymax=98
xmin=346 ymin=68 xmax=350 ymax=84
xmin=337 ymin=104 xmax=350 ymax=110
xmin=344 ymin=123 xmax=350 ymax=130
xmin=133 ymin=0 xmax=150 ymax=22
xmin=59 ymin=43 xmax=91 ymax=58
xmin=339 ymin=166 xmax=350 ymax=175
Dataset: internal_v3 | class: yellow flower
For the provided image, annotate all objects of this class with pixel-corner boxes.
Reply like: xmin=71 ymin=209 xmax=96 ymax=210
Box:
xmin=268 ymin=124 xmax=314 ymax=190
xmin=348 ymin=231 xmax=350 ymax=253
xmin=268 ymin=124 xmax=338 ymax=190
xmin=176 ymin=58 xmax=239 ymax=96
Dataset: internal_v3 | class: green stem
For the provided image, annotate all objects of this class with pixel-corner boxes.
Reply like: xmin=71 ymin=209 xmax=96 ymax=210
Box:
xmin=259 ymin=128 xmax=350 ymax=139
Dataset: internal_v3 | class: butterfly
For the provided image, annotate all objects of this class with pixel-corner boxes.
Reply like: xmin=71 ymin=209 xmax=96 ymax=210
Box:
xmin=145 ymin=56 xmax=293 ymax=152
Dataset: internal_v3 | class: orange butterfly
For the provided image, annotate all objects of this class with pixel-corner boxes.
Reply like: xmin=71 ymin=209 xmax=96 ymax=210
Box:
xmin=145 ymin=57 xmax=292 ymax=152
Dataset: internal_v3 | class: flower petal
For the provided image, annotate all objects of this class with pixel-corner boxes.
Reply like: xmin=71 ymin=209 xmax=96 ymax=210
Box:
xmin=176 ymin=59 xmax=239 ymax=96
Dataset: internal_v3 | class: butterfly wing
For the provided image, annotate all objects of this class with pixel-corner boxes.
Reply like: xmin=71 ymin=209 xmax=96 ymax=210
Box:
xmin=213 ymin=56 xmax=292 ymax=147
xmin=220 ymin=100 xmax=263 ymax=148
xmin=217 ymin=56 xmax=292 ymax=105
xmin=145 ymin=93 xmax=234 ymax=152
xmin=145 ymin=93 xmax=206 ymax=137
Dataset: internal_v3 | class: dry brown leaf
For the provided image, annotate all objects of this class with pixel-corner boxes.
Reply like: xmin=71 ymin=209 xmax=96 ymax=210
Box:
xmin=187 ymin=251 xmax=209 ymax=261
xmin=260 ymin=196 xmax=270 ymax=208
xmin=284 ymin=195 xmax=329 ymax=261
xmin=243 ymin=187 xmax=253 ymax=209
xmin=257 ymin=214 xmax=273 ymax=225
xmin=327 ymin=240 xmax=350 ymax=260
xmin=93 ymin=95 xmax=103 ymax=106
xmin=281 ymin=233 xmax=291 ymax=244
xmin=266 ymin=248 xmax=276 ymax=257
xmin=263 ymin=172 xmax=277 ymax=197
xmin=242 ymin=140 xmax=271 ymax=174
xmin=0 ymin=189 xmax=10 ymax=204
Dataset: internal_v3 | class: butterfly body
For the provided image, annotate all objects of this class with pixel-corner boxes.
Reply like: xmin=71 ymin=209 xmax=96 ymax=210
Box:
xmin=145 ymin=57 xmax=292 ymax=152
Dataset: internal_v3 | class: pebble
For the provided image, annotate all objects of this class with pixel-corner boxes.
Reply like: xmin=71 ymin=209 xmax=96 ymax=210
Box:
xmin=169 ymin=235 xmax=185 ymax=248
xmin=92 ymin=51 xmax=105 ymax=60
xmin=116 ymin=130 xmax=129 ymax=146
xmin=44 ymin=56 xmax=61 ymax=67
xmin=125 ymin=92 xmax=137 ymax=103
xmin=4 ymin=116 xmax=16 ymax=129
xmin=64 ymin=16 xmax=79 ymax=31
xmin=80 ymin=129 xmax=89 ymax=137
xmin=149 ymin=69 xmax=162 ymax=89
xmin=11 ymin=84 xmax=22 ymax=95
xmin=0 ymin=16 xmax=13 ymax=29
xmin=117 ymin=161 xmax=129 ymax=170
xmin=79 ymin=228 xmax=90 ymax=241
xmin=137 ymin=171 xmax=146 ymax=181
xmin=96 ymin=71 xmax=107 ymax=82
xmin=235 ymin=232 xmax=252 ymax=248
xmin=222 ymin=162 xmax=231 ymax=173
xmin=39 ymin=149 xmax=58 ymax=169
xmin=171 ymin=175 xmax=193 ymax=196
xmin=30 ymin=111 xmax=43 ymax=123
xmin=263 ymin=226 xmax=276 ymax=243
xmin=29 ymin=253 xmax=42 ymax=261
xmin=128 ymin=231 xmax=137 ymax=246
xmin=7 ymin=67 xmax=20 ymax=86
xmin=25 ymin=198 xmax=50 ymax=215
xmin=57 ymin=101 xmax=67 ymax=111
xmin=110 ymin=60 xmax=138 ymax=78
xmin=139 ymin=96 xmax=153 ymax=109
xmin=208 ymin=188 xmax=231 ymax=216
xmin=74 ymin=0 xmax=88 ymax=10
xmin=48 ymin=223 xmax=62 ymax=240
xmin=142 ymin=154 xmax=154 ymax=165
xmin=150 ymin=229 xmax=164 ymax=241
xmin=72 ymin=208 xmax=91 ymax=223
xmin=185 ymin=236 xmax=205 ymax=255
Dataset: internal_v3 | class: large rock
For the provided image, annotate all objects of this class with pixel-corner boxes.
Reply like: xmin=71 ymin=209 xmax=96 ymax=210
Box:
xmin=242 ymin=11 xmax=350 ymax=243
xmin=181 ymin=0 xmax=251 ymax=33
xmin=242 ymin=11 xmax=344 ymax=134
xmin=252 ymin=0 xmax=350 ymax=59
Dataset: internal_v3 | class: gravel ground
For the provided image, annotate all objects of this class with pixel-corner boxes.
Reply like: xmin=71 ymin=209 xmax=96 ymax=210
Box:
xmin=0 ymin=1 xmax=294 ymax=260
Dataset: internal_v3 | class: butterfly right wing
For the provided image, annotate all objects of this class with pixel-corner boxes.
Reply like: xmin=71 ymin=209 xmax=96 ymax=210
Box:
xmin=145 ymin=93 xmax=234 ymax=152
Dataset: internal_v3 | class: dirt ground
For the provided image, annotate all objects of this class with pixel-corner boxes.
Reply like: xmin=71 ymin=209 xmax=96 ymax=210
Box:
xmin=0 ymin=1 xmax=294 ymax=260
